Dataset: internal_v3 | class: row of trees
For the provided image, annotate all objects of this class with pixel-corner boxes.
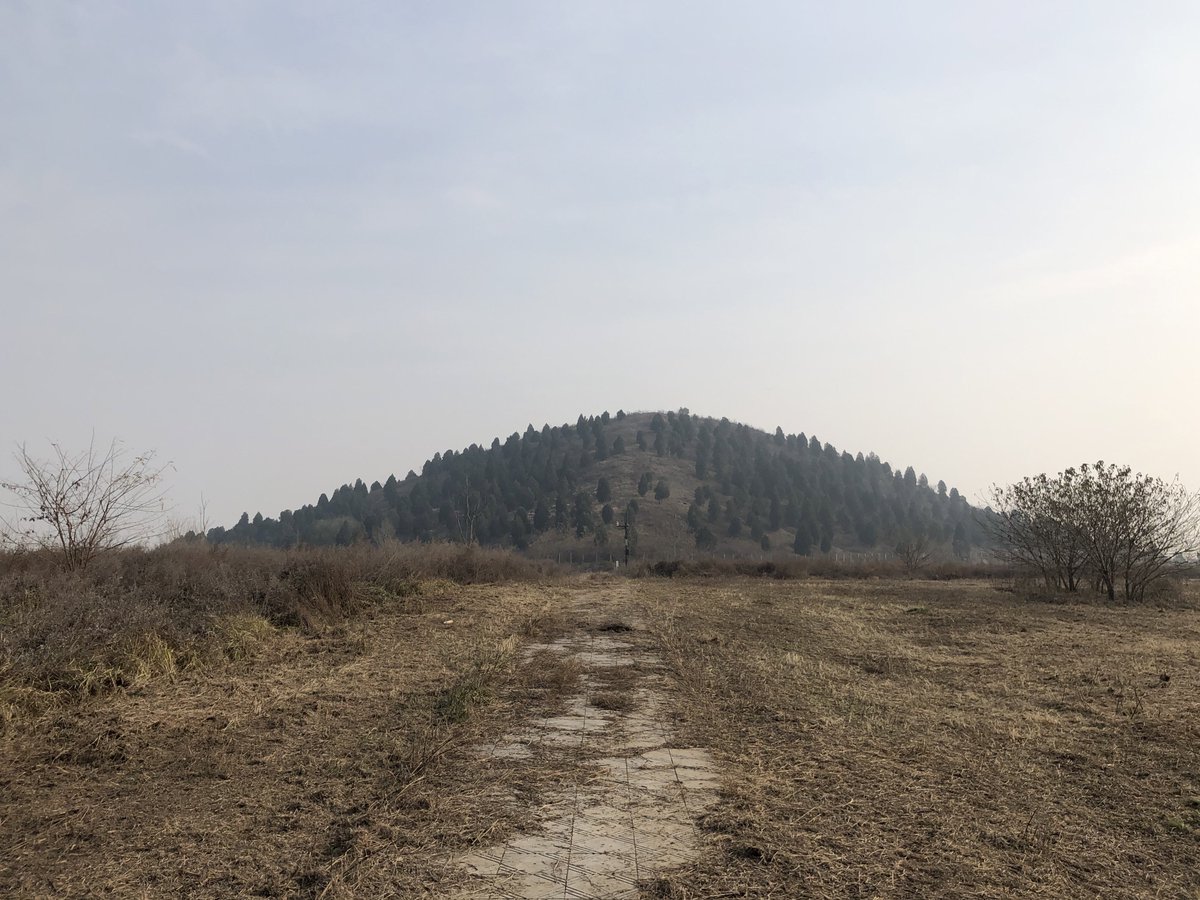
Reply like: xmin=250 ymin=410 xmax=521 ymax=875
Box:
xmin=0 ymin=407 xmax=977 ymax=561
xmin=988 ymin=463 xmax=1199 ymax=601
xmin=199 ymin=409 xmax=988 ymax=557
xmin=678 ymin=416 xmax=984 ymax=557
xmin=6 ymin=433 xmax=1195 ymax=600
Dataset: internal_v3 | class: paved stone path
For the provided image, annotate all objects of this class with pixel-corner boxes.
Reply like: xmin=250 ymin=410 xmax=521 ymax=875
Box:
xmin=452 ymin=612 xmax=718 ymax=899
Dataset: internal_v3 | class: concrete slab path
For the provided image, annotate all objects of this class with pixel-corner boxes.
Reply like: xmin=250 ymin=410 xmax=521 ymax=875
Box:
xmin=450 ymin=593 xmax=718 ymax=899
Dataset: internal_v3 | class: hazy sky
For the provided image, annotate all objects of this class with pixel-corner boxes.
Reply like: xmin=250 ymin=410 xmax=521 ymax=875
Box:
xmin=3 ymin=1 xmax=1198 ymax=529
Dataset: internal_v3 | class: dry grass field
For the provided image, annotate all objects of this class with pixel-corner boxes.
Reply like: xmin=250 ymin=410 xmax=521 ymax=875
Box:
xmin=2 ymin=563 xmax=1197 ymax=898
xmin=633 ymin=578 xmax=1200 ymax=898
xmin=0 ymin=552 xmax=581 ymax=898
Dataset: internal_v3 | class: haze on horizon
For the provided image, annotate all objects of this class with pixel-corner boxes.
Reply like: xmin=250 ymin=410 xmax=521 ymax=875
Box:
xmin=2 ymin=1 xmax=1198 ymax=530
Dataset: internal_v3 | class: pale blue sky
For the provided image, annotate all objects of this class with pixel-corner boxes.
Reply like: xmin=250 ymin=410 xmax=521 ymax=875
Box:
xmin=3 ymin=2 xmax=1198 ymax=528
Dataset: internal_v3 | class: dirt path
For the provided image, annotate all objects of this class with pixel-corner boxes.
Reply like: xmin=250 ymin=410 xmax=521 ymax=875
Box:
xmin=451 ymin=587 xmax=719 ymax=899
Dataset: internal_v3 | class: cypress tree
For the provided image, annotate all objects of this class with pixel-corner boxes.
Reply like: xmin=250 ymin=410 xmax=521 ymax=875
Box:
xmin=533 ymin=498 xmax=551 ymax=532
xmin=793 ymin=527 xmax=812 ymax=555
xmin=638 ymin=472 xmax=653 ymax=497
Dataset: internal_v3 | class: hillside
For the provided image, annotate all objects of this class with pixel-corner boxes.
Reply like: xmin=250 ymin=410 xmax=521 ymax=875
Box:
xmin=205 ymin=409 xmax=988 ymax=560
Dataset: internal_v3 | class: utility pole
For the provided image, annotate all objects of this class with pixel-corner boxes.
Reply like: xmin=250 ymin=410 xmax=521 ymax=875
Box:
xmin=617 ymin=518 xmax=631 ymax=569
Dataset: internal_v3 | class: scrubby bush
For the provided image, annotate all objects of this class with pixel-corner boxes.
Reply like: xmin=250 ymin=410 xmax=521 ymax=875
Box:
xmin=0 ymin=541 xmax=555 ymax=719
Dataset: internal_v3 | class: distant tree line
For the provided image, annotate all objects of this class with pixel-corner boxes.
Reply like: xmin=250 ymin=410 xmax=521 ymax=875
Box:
xmin=205 ymin=408 xmax=988 ymax=557
xmin=678 ymin=413 xmax=982 ymax=557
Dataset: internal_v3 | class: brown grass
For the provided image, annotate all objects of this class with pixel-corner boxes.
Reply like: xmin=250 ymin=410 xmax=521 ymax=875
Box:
xmin=5 ymin=569 xmax=1198 ymax=898
xmin=0 ymin=579 xmax=575 ymax=897
xmin=0 ymin=542 xmax=557 ymax=725
xmin=633 ymin=577 xmax=1200 ymax=898
xmin=631 ymin=555 xmax=1009 ymax=580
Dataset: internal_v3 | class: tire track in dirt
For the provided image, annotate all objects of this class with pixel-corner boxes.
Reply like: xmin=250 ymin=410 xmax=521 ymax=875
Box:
xmin=450 ymin=586 xmax=718 ymax=899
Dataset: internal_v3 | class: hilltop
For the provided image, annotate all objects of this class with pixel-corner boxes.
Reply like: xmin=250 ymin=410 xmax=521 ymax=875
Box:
xmin=205 ymin=409 xmax=988 ymax=560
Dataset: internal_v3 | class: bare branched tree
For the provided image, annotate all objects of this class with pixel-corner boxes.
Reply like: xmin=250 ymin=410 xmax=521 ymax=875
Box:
xmin=0 ymin=438 xmax=172 ymax=569
xmin=197 ymin=492 xmax=210 ymax=537
xmin=1071 ymin=463 xmax=1200 ymax=602
xmin=894 ymin=530 xmax=934 ymax=572
xmin=987 ymin=472 xmax=1089 ymax=591
xmin=456 ymin=479 xmax=482 ymax=546
xmin=988 ymin=462 xmax=1199 ymax=602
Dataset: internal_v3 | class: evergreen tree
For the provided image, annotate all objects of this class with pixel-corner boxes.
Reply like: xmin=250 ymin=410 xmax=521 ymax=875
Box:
xmin=596 ymin=477 xmax=613 ymax=503
xmin=857 ymin=518 xmax=879 ymax=547
xmin=602 ymin=503 xmax=615 ymax=525
xmin=533 ymin=498 xmax=551 ymax=532
xmin=510 ymin=514 xmax=530 ymax=549
xmin=208 ymin=409 xmax=983 ymax=555
xmin=654 ymin=479 xmax=670 ymax=501
xmin=573 ymin=491 xmax=595 ymax=537
xmin=952 ymin=522 xmax=970 ymax=560
xmin=793 ymin=527 xmax=812 ymax=555
xmin=819 ymin=529 xmax=833 ymax=554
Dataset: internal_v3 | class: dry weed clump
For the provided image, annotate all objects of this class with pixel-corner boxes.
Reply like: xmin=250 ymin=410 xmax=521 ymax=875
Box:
xmin=635 ymin=577 xmax=1200 ymax=898
xmin=434 ymin=635 xmax=518 ymax=723
xmin=516 ymin=647 xmax=584 ymax=711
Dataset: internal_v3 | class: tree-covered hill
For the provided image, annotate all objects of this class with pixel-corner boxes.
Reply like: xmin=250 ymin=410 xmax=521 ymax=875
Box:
xmin=206 ymin=409 xmax=989 ymax=559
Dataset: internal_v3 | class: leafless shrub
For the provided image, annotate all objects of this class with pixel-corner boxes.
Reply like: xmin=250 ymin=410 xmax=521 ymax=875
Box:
xmin=988 ymin=463 xmax=1200 ymax=602
xmin=894 ymin=531 xmax=934 ymax=573
xmin=1 ymin=438 xmax=171 ymax=570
